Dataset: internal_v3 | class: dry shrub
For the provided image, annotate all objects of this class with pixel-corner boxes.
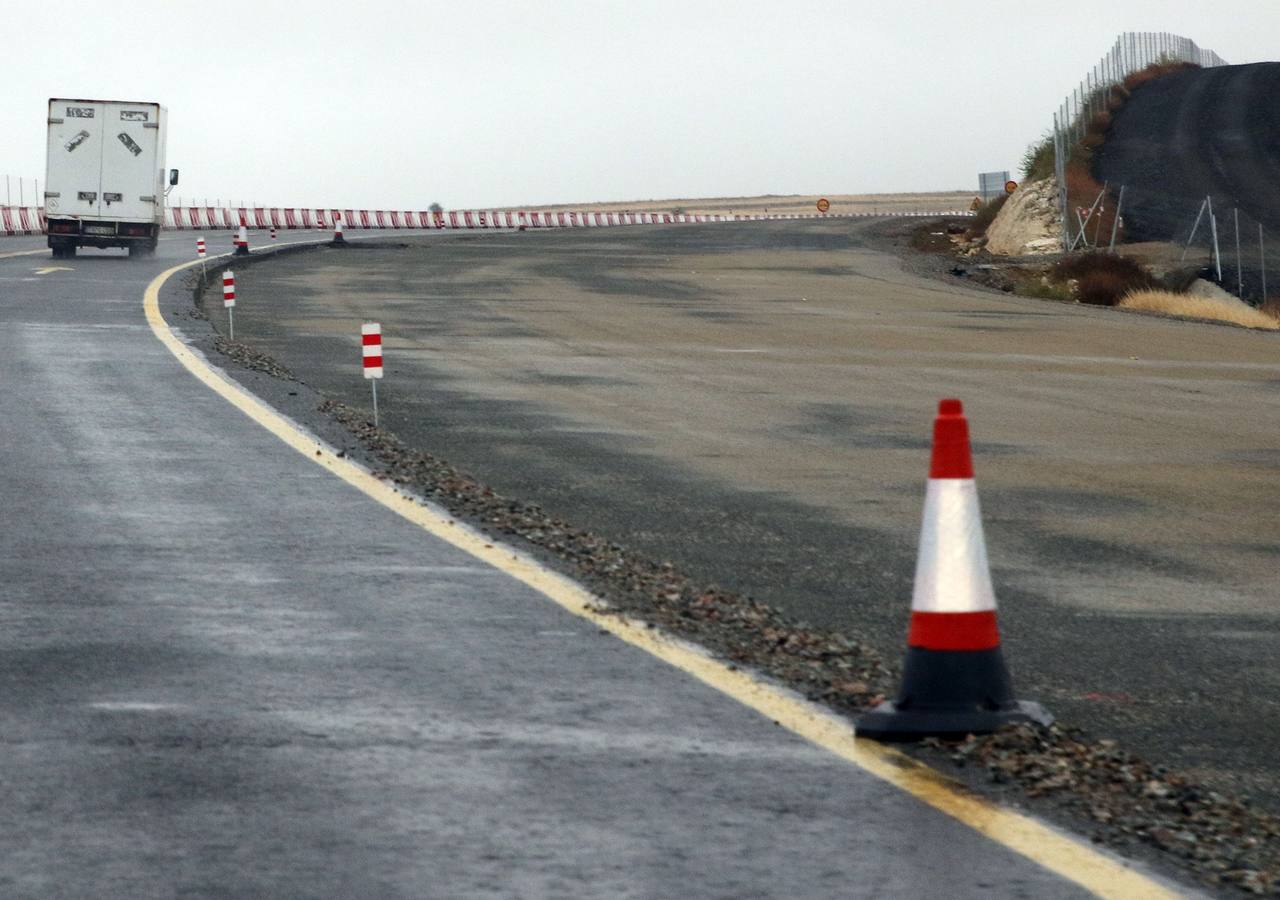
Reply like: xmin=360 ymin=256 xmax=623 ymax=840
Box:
xmin=1122 ymin=61 xmax=1200 ymax=93
xmin=968 ymin=194 xmax=1008 ymax=238
xmin=1257 ymin=297 xmax=1280 ymax=322
xmin=1120 ymin=290 xmax=1280 ymax=330
xmin=1054 ymin=252 xmax=1156 ymax=305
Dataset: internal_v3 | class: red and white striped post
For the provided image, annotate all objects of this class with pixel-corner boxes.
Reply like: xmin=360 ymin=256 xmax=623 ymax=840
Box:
xmin=222 ymin=270 xmax=237 ymax=341
xmin=196 ymin=236 xmax=207 ymax=282
xmin=270 ymin=225 xmax=277 ymax=240
xmin=362 ymin=322 xmax=383 ymax=426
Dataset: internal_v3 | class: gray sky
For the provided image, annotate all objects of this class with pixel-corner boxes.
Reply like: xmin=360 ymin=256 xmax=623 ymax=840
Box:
xmin=4 ymin=1 xmax=1276 ymax=209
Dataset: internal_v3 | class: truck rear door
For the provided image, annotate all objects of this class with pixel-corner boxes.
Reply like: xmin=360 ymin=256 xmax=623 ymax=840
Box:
xmin=100 ymin=101 xmax=160 ymax=223
xmin=46 ymin=99 xmax=105 ymax=220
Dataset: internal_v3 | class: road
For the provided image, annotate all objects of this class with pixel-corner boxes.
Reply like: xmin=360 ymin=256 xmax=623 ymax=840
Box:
xmin=217 ymin=219 xmax=1280 ymax=818
xmin=0 ymin=229 xmax=1169 ymax=897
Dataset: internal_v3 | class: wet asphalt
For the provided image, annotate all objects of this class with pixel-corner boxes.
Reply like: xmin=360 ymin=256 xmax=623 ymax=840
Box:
xmin=0 ymin=230 xmax=1117 ymax=897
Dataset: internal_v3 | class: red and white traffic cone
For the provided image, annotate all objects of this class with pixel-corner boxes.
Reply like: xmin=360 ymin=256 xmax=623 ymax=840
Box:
xmin=234 ymin=224 xmax=249 ymax=256
xmin=856 ymin=399 xmax=1051 ymax=741
xmin=331 ymin=216 xmax=346 ymax=246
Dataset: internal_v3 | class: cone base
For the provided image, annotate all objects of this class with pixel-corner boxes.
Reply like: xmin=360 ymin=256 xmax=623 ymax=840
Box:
xmin=855 ymin=699 xmax=1053 ymax=742
xmin=330 ymin=236 xmax=347 ymax=246
xmin=233 ymin=246 xmax=249 ymax=256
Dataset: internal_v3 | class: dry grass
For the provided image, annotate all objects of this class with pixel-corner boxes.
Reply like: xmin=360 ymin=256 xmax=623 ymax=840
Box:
xmin=1120 ymin=290 xmax=1280 ymax=330
xmin=1122 ymin=61 xmax=1200 ymax=92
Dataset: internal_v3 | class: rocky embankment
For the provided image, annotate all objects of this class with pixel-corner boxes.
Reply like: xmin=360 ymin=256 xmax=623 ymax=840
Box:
xmin=984 ymin=177 xmax=1063 ymax=256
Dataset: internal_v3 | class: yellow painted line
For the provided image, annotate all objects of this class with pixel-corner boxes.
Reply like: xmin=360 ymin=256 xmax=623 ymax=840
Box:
xmin=0 ymin=247 xmax=49 ymax=260
xmin=34 ymin=266 xmax=74 ymax=275
xmin=143 ymin=259 xmax=1179 ymax=900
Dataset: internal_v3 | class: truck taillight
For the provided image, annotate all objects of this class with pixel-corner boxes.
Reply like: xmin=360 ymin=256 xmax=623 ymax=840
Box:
xmin=48 ymin=221 xmax=78 ymax=234
xmin=123 ymin=225 xmax=150 ymax=236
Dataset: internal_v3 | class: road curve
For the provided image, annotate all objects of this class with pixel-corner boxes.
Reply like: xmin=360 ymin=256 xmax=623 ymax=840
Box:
xmin=0 ymin=233 xmax=1171 ymax=897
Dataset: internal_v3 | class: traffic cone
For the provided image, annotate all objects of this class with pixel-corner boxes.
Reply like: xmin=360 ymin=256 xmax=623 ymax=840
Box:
xmin=856 ymin=399 xmax=1051 ymax=741
xmin=331 ymin=216 xmax=346 ymax=246
xmin=234 ymin=224 xmax=249 ymax=256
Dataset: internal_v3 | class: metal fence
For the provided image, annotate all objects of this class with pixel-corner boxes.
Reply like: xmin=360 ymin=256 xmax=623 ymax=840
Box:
xmin=2 ymin=174 xmax=40 ymax=209
xmin=1171 ymin=196 xmax=1274 ymax=305
xmin=1050 ymin=32 xmax=1228 ymax=251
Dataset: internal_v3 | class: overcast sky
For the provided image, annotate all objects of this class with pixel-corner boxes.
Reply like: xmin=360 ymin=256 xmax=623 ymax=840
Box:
xmin=4 ymin=1 xmax=1276 ymax=209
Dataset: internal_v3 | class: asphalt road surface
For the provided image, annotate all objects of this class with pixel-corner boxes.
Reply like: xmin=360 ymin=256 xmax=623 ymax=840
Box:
xmin=0 ymin=230 xmax=1154 ymax=896
xmin=218 ymin=220 xmax=1280 ymax=818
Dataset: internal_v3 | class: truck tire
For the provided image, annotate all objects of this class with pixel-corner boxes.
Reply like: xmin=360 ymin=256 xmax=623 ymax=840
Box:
xmin=128 ymin=240 xmax=157 ymax=258
xmin=51 ymin=243 xmax=77 ymax=259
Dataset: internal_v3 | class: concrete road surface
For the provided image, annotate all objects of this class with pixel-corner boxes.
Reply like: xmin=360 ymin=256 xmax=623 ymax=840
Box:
xmin=0 ymin=231 xmax=1173 ymax=897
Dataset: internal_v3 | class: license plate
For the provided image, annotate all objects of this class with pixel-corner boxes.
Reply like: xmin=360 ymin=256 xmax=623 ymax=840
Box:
xmin=85 ymin=225 xmax=114 ymax=235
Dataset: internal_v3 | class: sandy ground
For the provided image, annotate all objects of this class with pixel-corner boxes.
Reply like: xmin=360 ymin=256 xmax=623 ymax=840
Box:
xmin=511 ymin=190 xmax=978 ymax=216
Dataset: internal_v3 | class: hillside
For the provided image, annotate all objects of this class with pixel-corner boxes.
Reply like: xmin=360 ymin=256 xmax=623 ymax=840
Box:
xmin=1093 ymin=62 xmax=1280 ymax=240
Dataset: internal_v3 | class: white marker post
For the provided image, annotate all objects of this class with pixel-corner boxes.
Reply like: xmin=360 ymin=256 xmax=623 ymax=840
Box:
xmin=362 ymin=322 xmax=383 ymax=427
xmin=223 ymin=270 xmax=237 ymax=341
xmin=196 ymin=236 xmax=206 ymax=283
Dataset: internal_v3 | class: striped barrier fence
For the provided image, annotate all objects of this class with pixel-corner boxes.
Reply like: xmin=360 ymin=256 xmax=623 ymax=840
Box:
xmin=2 ymin=205 xmax=974 ymax=237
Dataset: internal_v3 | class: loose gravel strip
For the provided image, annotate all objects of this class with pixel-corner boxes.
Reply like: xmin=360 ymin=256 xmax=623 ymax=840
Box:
xmin=197 ymin=271 xmax=1279 ymax=894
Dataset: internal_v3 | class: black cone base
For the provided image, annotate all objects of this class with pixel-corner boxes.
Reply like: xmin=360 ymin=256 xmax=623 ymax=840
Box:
xmin=856 ymin=646 xmax=1053 ymax=742
xmin=331 ymin=235 xmax=346 ymax=245
xmin=234 ymin=245 xmax=249 ymax=256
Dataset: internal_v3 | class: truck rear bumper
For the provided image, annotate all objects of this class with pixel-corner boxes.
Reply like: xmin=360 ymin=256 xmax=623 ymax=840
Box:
xmin=47 ymin=218 xmax=160 ymax=249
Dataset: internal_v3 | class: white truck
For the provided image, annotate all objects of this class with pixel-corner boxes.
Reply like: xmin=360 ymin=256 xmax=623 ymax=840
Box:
xmin=44 ymin=98 xmax=178 ymax=258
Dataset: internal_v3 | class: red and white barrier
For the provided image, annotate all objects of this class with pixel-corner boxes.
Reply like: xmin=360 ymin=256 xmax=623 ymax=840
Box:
xmin=0 ymin=207 xmax=46 ymax=235
xmin=2 ymin=204 xmax=975 ymax=238
xmin=196 ymin=237 xmax=206 ymax=258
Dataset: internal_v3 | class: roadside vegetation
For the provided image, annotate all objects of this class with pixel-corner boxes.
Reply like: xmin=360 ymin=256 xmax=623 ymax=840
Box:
xmin=966 ymin=193 xmax=1009 ymax=239
xmin=1120 ymin=290 xmax=1280 ymax=330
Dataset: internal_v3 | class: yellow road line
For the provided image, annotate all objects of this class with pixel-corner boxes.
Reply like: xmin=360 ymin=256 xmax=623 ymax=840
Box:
xmin=143 ymin=259 xmax=1180 ymax=900
xmin=0 ymin=247 xmax=49 ymax=260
